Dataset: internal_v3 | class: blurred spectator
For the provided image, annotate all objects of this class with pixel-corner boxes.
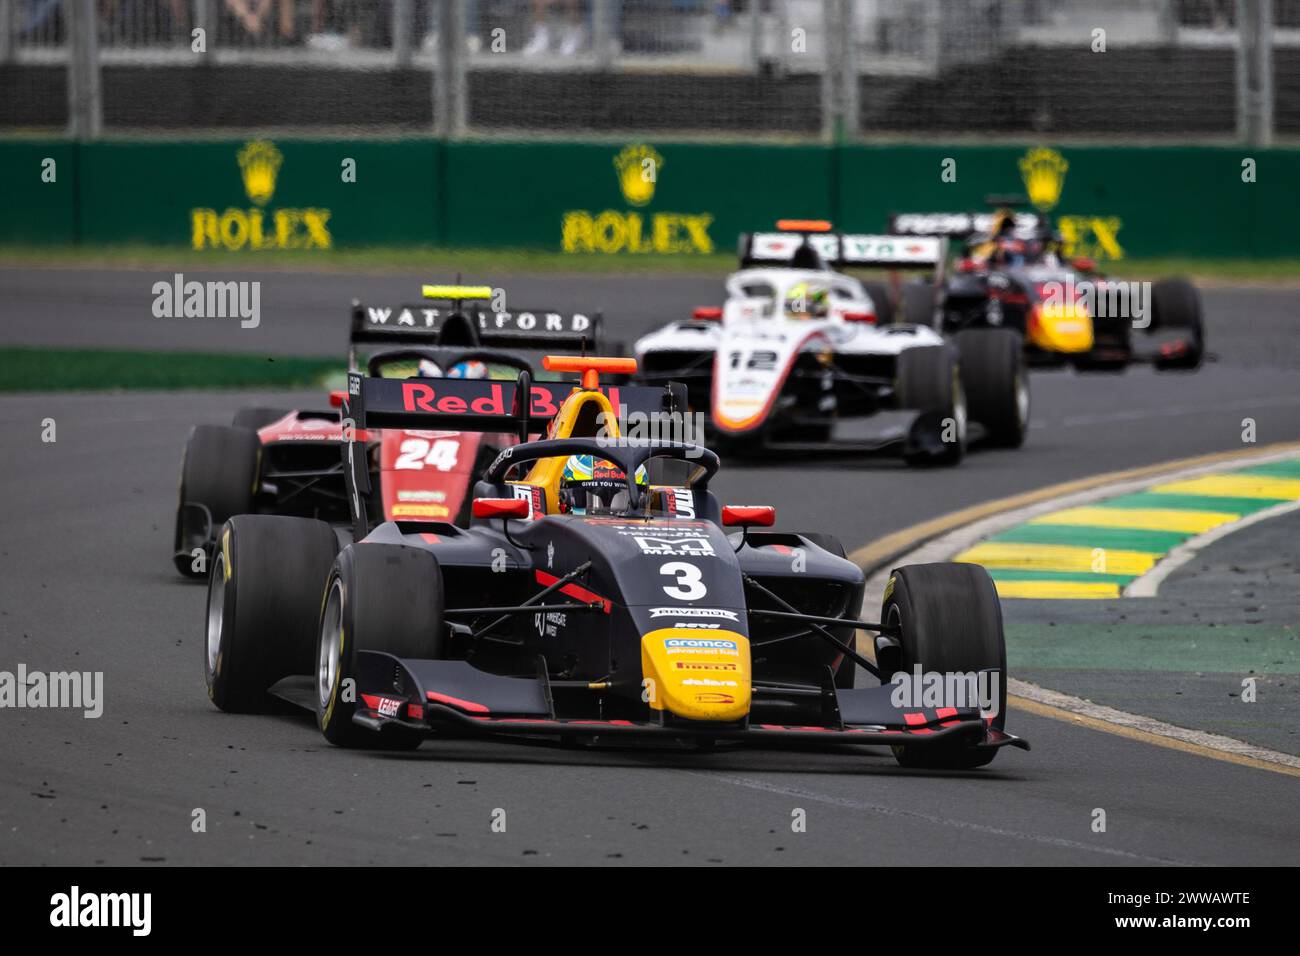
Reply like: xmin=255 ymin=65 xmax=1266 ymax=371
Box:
xmin=224 ymin=0 xmax=295 ymax=42
xmin=524 ymin=0 xmax=585 ymax=55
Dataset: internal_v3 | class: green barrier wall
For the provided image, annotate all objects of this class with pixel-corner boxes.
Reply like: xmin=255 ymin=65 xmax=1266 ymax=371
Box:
xmin=2 ymin=137 xmax=1298 ymax=259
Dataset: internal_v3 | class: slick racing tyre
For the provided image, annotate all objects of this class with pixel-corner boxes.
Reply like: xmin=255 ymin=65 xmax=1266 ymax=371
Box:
xmin=898 ymin=282 xmax=937 ymax=328
xmin=1150 ymin=277 xmax=1205 ymax=371
xmin=897 ymin=346 xmax=966 ymax=467
xmin=861 ymin=281 xmax=895 ymax=326
xmin=881 ymin=563 xmax=1007 ymax=769
xmin=231 ymin=407 xmax=290 ymax=431
xmin=205 ymin=515 xmax=340 ymax=713
xmin=173 ymin=425 xmax=260 ymax=578
xmin=316 ymin=544 xmax=445 ymax=749
xmin=955 ymin=328 xmax=1029 ymax=448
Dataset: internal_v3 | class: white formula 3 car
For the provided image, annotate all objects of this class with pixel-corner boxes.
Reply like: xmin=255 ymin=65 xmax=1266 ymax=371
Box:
xmin=634 ymin=223 xmax=1029 ymax=466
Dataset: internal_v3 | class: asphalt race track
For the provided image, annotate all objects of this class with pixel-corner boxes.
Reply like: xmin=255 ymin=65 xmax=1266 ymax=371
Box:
xmin=2 ymin=267 xmax=1299 ymax=865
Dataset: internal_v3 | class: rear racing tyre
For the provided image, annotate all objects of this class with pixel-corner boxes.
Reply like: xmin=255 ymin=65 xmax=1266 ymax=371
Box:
xmin=173 ymin=425 xmax=260 ymax=578
xmin=205 ymin=515 xmax=340 ymax=714
xmin=896 ymin=346 xmax=966 ymax=467
xmin=898 ymin=282 xmax=938 ymax=328
xmin=880 ymin=563 xmax=1007 ymax=769
xmin=316 ymin=544 xmax=446 ymax=749
xmin=954 ymin=328 xmax=1029 ymax=448
xmin=1150 ymin=277 xmax=1205 ymax=371
xmin=861 ymin=281 xmax=895 ymax=326
xmin=232 ymin=407 xmax=290 ymax=431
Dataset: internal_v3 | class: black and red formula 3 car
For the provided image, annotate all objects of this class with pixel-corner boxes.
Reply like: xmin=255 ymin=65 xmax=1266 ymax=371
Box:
xmin=202 ymin=355 xmax=1027 ymax=769
xmin=172 ymin=285 xmax=603 ymax=577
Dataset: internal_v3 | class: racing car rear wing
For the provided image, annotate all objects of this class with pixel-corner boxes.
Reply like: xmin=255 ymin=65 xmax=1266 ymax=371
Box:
xmin=349 ymin=295 xmax=603 ymax=351
xmin=888 ymin=211 xmax=1045 ymax=239
xmin=343 ymin=370 xmax=668 ymax=436
xmin=739 ymin=230 xmax=946 ymax=270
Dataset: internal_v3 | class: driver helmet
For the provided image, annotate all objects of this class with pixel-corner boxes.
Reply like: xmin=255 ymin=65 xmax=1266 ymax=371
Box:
xmin=447 ymin=359 xmax=489 ymax=379
xmin=417 ymin=357 xmax=444 ymax=378
xmin=558 ymin=454 xmax=648 ymax=515
xmin=785 ymin=281 xmax=830 ymax=319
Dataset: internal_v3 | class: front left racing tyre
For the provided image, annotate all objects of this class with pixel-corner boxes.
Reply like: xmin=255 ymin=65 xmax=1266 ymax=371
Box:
xmin=862 ymin=281 xmax=895 ymax=326
xmin=173 ymin=424 xmax=260 ymax=578
xmin=316 ymin=544 xmax=446 ymax=749
xmin=205 ymin=515 xmax=340 ymax=713
xmin=954 ymin=328 xmax=1029 ymax=448
xmin=881 ymin=563 xmax=1007 ymax=769
xmin=896 ymin=346 xmax=966 ymax=467
xmin=1150 ymin=277 xmax=1205 ymax=371
xmin=231 ymin=407 xmax=290 ymax=431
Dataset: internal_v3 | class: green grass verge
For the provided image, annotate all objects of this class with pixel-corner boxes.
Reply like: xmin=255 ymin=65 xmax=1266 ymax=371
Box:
xmin=0 ymin=347 xmax=338 ymax=392
xmin=3 ymin=244 xmax=1298 ymax=282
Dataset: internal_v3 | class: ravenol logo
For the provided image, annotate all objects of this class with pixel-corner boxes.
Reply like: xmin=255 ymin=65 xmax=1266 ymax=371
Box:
xmin=1019 ymin=147 xmax=1068 ymax=212
xmin=562 ymin=143 xmax=713 ymax=256
xmin=191 ymin=140 xmax=332 ymax=251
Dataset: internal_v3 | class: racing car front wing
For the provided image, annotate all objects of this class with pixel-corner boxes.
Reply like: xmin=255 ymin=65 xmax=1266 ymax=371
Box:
xmin=333 ymin=652 xmax=1029 ymax=754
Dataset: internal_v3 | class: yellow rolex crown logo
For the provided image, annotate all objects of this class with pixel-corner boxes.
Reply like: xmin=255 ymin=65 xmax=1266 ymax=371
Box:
xmin=237 ymin=140 xmax=283 ymax=207
xmin=1019 ymin=147 xmax=1068 ymax=212
xmin=614 ymin=144 xmax=663 ymax=207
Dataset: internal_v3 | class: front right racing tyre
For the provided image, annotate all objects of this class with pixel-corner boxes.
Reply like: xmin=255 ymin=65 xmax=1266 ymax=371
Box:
xmin=881 ymin=563 xmax=1007 ymax=769
xmin=896 ymin=345 xmax=966 ymax=467
xmin=1150 ymin=276 xmax=1205 ymax=371
xmin=954 ymin=328 xmax=1029 ymax=448
xmin=316 ymin=543 xmax=445 ymax=749
xmin=205 ymin=515 xmax=340 ymax=713
xmin=173 ymin=424 xmax=260 ymax=578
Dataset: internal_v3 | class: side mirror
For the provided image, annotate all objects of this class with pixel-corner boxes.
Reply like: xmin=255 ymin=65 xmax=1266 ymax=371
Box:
xmin=329 ymin=390 xmax=347 ymax=408
xmin=692 ymin=306 xmax=723 ymax=321
xmin=842 ymin=311 xmax=875 ymax=324
xmin=722 ymin=505 xmax=776 ymax=527
xmin=472 ymin=497 xmax=530 ymax=520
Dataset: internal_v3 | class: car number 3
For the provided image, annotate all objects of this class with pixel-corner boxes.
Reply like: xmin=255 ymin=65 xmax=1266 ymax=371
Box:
xmin=660 ymin=562 xmax=707 ymax=600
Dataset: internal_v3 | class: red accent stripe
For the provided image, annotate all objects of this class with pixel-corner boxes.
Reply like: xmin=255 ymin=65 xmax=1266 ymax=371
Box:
xmin=419 ymin=532 xmax=441 ymax=544
xmin=535 ymin=570 xmax=612 ymax=613
xmin=426 ymin=691 xmax=490 ymax=714
xmin=406 ymin=703 xmax=424 ymax=719
xmin=360 ymin=694 xmax=381 ymax=709
xmin=902 ymin=711 xmax=927 ymax=726
xmin=936 ymin=707 xmax=958 ymax=719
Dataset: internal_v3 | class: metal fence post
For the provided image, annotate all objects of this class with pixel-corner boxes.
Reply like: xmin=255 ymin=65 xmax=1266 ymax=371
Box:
xmin=748 ymin=0 xmax=762 ymax=74
xmin=0 ymin=0 xmax=14 ymax=65
xmin=394 ymin=0 xmax=413 ymax=69
xmin=1236 ymin=0 xmax=1274 ymax=147
xmin=821 ymin=0 xmax=854 ymax=142
xmin=592 ymin=0 xmax=613 ymax=70
xmin=67 ymin=0 xmax=102 ymax=139
xmin=435 ymin=0 xmax=467 ymax=137
xmin=194 ymin=0 xmax=217 ymax=61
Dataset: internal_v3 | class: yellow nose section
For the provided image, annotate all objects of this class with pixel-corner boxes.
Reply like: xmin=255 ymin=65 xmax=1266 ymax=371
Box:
xmin=640 ymin=627 xmax=751 ymax=722
xmin=1030 ymin=302 xmax=1094 ymax=353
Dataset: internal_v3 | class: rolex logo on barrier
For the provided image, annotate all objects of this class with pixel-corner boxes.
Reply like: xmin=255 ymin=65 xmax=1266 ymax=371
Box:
xmin=562 ymin=142 xmax=714 ymax=256
xmin=1018 ymin=146 xmax=1069 ymax=212
xmin=190 ymin=140 xmax=333 ymax=251
xmin=237 ymin=139 xmax=282 ymax=207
